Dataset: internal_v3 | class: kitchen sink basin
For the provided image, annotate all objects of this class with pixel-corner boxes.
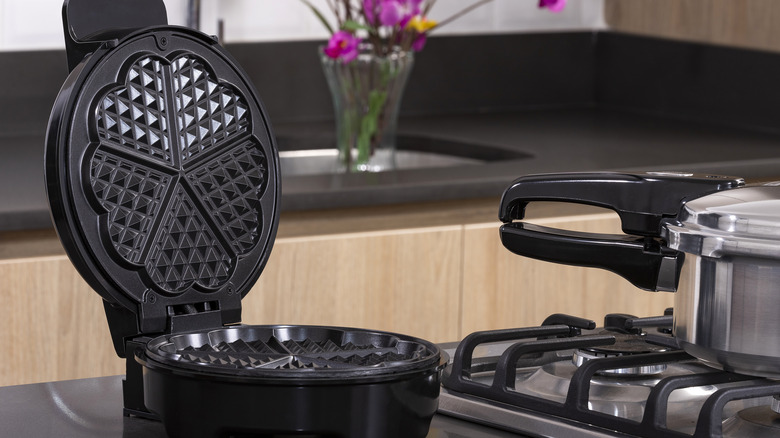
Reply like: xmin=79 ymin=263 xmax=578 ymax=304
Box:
xmin=277 ymin=134 xmax=532 ymax=176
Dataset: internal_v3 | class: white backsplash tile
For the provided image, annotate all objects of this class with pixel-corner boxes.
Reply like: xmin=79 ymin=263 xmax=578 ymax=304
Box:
xmin=1 ymin=0 xmax=64 ymax=51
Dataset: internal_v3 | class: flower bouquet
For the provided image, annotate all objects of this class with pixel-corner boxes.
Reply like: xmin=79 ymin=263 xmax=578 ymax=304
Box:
xmin=304 ymin=0 xmax=566 ymax=172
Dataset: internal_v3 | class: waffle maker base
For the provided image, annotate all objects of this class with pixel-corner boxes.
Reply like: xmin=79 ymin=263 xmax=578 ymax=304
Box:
xmin=45 ymin=1 xmax=446 ymax=437
xmin=134 ymin=325 xmax=444 ymax=438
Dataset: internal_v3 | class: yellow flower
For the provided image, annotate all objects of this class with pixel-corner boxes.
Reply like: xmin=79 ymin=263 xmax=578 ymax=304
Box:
xmin=406 ymin=16 xmax=437 ymax=33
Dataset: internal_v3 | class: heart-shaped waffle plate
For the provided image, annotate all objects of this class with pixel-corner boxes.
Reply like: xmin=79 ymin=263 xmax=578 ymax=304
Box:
xmin=46 ymin=27 xmax=279 ymax=339
xmin=144 ymin=325 xmax=443 ymax=379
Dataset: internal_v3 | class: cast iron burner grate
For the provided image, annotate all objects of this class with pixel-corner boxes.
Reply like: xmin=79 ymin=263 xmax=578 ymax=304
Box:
xmin=145 ymin=326 xmax=440 ymax=376
xmin=442 ymin=313 xmax=780 ymax=438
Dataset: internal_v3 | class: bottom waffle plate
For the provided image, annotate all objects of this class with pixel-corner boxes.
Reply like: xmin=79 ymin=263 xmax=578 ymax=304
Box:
xmin=144 ymin=325 xmax=442 ymax=378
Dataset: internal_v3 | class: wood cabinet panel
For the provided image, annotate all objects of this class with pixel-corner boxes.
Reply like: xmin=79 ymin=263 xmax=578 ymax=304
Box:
xmin=243 ymin=227 xmax=463 ymax=344
xmin=605 ymin=0 xmax=780 ymax=52
xmin=0 ymin=257 xmax=123 ymax=386
xmin=1 ymin=226 xmax=464 ymax=386
xmin=461 ymin=214 xmax=675 ymax=336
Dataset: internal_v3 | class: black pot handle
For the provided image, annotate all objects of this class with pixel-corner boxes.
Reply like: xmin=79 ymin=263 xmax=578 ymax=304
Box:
xmin=62 ymin=0 xmax=168 ymax=71
xmin=500 ymin=222 xmax=684 ymax=291
xmin=498 ymin=172 xmax=743 ymax=292
xmin=499 ymin=172 xmax=743 ymax=236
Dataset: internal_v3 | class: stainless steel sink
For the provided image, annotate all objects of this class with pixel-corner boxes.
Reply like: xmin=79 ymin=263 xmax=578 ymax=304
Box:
xmin=277 ymin=134 xmax=532 ymax=176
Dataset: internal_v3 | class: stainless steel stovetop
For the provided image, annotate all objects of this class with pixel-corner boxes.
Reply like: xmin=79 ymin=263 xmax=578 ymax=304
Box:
xmin=436 ymin=313 xmax=780 ymax=438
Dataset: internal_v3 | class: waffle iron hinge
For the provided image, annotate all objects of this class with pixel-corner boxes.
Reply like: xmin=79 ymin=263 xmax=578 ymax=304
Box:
xmin=165 ymin=300 xmax=224 ymax=334
xmin=102 ymin=295 xmax=243 ymax=418
xmin=120 ymin=299 xmax=242 ymax=419
xmin=103 ymin=297 xmax=241 ymax=359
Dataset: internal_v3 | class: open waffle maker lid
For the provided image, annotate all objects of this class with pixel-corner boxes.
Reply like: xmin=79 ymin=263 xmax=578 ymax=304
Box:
xmin=45 ymin=0 xmax=280 ymax=356
xmin=46 ymin=1 xmax=442 ymax=387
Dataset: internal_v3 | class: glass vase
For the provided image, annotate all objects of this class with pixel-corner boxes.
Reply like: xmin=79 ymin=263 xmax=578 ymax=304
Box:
xmin=320 ymin=46 xmax=414 ymax=173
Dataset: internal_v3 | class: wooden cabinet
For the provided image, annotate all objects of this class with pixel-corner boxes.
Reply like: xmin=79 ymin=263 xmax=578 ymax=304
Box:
xmin=0 ymin=224 xmax=465 ymax=386
xmin=605 ymin=0 xmax=780 ymax=53
xmin=0 ymin=199 xmax=676 ymax=387
xmin=242 ymin=226 xmax=463 ymax=344
xmin=0 ymin=257 xmax=122 ymax=385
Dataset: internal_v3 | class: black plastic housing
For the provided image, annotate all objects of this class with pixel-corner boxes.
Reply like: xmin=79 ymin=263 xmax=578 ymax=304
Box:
xmin=63 ymin=0 xmax=169 ymax=71
xmin=139 ymin=325 xmax=446 ymax=438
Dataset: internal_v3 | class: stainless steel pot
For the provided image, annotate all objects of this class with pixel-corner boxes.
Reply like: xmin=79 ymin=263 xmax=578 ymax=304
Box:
xmin=668 ymin=184 xmax=780 ymax=377
xmin=496 ymin=172 xmax=780 ymax=378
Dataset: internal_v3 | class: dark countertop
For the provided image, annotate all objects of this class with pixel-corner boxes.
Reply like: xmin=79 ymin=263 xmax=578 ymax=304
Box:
xmin=277 ymin=107 xmax=780 ymax=210
xmin=5 ymin=106 xmax=780 ymax=232
xmin=0 ymin=375 xmax=524 ymax=437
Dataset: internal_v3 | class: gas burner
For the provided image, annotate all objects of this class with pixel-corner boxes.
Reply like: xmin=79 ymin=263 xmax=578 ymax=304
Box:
xmin=513 ymin=357 xmax=724 ymax=425
xmin=572 ymin=331 xmax=670 ymax=376
xmin=723 ymin=405 xmax=780 ymax=438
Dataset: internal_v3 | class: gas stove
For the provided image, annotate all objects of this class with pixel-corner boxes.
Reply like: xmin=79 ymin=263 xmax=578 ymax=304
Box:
xmin=437 ymin=312 xmax=780 ymax=437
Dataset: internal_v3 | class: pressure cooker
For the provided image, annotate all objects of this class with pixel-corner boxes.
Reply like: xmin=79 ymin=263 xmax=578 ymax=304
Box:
xmin=497 ymin=171 xmax=780 ymax=378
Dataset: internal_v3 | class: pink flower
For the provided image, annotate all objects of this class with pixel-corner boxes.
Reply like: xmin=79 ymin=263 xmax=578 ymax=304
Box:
xmin=367 ymin=0 xmax=422 ymax=27
xmin=539 ymin=0 xmax=566 ymax=12
xmin=324 ymin=31 xmax=362 ymax=62
xmin=379 ymin=1 xmax=402 ymax=26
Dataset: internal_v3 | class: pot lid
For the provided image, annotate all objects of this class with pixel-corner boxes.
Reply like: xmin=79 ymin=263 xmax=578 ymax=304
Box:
xmin=666 ymin=184 xmax=780 ymax=259
xmin=45 ymin=0 xmax=279 ymax=355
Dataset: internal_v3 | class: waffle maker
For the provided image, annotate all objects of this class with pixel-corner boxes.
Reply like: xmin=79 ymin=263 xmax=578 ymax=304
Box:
xmin=44 ymin=1 xmax=445 ymax=436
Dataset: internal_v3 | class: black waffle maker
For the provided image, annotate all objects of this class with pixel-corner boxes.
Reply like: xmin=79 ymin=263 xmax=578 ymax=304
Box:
xmin=44 ymin=1 xmax=445 ymax=436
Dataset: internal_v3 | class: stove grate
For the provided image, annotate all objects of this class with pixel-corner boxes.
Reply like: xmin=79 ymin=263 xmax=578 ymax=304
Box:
xmin=442 ymin=315 xmax=780 ymax=438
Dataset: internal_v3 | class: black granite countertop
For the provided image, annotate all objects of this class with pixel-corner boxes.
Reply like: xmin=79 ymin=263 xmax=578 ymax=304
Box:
xmin=276 ymin=107 xmax=780 ymax=211
xmin=3 ymin=32 xmax=780 ymax=232
xmin=3 ymin=106 xmax=780 ymax=231
xmin=0 ymin=375 xmax=526 ymax=437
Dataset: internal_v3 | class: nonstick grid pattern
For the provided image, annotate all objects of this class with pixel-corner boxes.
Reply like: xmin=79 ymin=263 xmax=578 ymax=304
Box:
xmin=155 ymin=332 xmax=434 ymax=371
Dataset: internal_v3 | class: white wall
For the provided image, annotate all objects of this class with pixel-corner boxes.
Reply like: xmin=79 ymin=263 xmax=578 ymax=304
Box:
xmin=0 ymin=0 xmax=605 ymax=51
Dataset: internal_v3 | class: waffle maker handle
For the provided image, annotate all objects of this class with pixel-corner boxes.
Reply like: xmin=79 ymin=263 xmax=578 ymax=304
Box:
xmin=63 ymin=0 xmax=168 ymax=71
xmin=498 ymin=172 xmax=743 ymax=292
